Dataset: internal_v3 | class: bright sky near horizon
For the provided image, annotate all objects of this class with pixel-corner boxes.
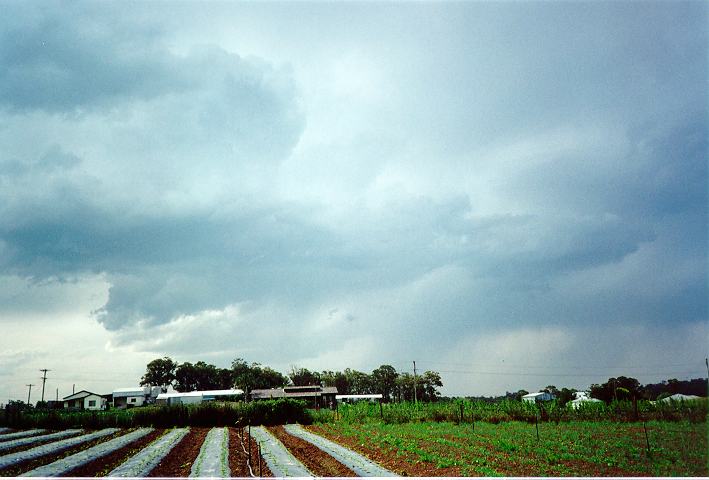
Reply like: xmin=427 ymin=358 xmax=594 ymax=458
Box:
xmin=0 ymin=1 xmax=707 ymax=401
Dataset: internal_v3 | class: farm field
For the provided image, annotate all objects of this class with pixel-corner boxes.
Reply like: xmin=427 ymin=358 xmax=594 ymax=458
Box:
xmin=0 ymin=426 xmax=279 ymax=477
xmin=310 ymin=420 xmax=708 ymax=477
xmin=0 ymin=425 xmax=397 ymax=477
xmin=0 ymin=417 xmax=706 ymax=477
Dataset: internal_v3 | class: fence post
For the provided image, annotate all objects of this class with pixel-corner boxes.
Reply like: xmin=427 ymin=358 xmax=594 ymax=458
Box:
xmin=535 ymin=412 xmax=540 ymax=441
xmin=258 ymin=442 xmax=262 ymax=476
xmin=643 ymin=421 xmax=651 ymax=458
xmin=471 ymin=410 xmax=475 ymax=432
xmin=380 ymin=398 xmax=384 ymax=419
xmin=460 ymin=402 xmax=464 ymax=424
xmin=248 ymin=425 xmax=252 ymax=464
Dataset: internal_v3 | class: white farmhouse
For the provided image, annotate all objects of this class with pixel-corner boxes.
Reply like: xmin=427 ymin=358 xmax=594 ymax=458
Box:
xmin=522 ymin=391 xmax=556 ymax=403
xmin=63 ymin=390 xmax=106 ymax=411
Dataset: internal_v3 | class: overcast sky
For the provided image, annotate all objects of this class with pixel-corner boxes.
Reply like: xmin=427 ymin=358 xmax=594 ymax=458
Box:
xmin=1 ymin=1 xmax=707 ymax=401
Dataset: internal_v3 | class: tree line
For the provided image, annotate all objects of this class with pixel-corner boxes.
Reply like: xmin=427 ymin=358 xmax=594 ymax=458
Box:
xmin=140 ymin=357 xmax=443 ymax=402
xmin=482 ymin=376 xmax=708 ymax=406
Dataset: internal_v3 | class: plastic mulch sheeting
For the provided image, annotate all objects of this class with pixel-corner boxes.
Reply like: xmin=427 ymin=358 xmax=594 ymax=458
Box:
xmin=284 ymin=424 xmax=398 ymax=477
xmin=21 ymin=428 xmax=153 ymax=477
xmin=0 ymin=430 xmax=46 ymax=441
xmin=0 ymin=428 xmax=119 ymax=470
xmin=189 ymin=427 xmax=230 ymax=478
xmin=108 ymin=428 xmax=189 ymax=477
xmin=0 ymin=430 xmax=83 ymax=452
xmin=249 ymin=426 xmax=312 ymax=477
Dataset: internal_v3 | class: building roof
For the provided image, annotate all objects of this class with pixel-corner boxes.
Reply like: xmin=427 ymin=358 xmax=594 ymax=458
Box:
xmin=658 ymin=393 xmax=702 ymax=402
xmin=251 ymin=386 xmax=337 ymax=399
xmin=63 ymin=390 xmax=101 ymax=400
xmin=336 ymin=394 xmax=383 ymax=399
xmin=522 ymin=392 xmax=548 ymax=398
xmin=156 ymin=389 xmax=243 ymax=400
xmin=112 ymin=387 xmax=148 ymax=397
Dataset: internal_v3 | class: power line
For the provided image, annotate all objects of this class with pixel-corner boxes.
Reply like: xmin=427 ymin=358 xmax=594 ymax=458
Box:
xmin=407 ymin=360 xmax=705 ymax=369
xmin=431 ymin=369 xmax=707 ymax=378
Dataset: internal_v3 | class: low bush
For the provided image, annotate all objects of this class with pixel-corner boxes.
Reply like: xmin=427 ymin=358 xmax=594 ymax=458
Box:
xmin=2 ymin=399 xmax=311 ymax=429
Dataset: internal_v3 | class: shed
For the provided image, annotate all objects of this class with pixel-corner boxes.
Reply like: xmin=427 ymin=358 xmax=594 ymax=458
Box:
xmin=63 ymin=390 xmax=106 ymax=411
xmin=522 ymin=391 xmax=556 ymax=403
xmin=336 ymin=394 xmax=383 ymax=403
xmin=251 ymin=385 xmax=338 ymax=408
xmin=112 ymin=386 xmax=161 ymax=409
xmin=155 ymin=389 xmax=243 ymax=406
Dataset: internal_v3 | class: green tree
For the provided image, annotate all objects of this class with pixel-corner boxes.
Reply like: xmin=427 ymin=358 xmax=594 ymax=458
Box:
xmin=289 ymin=366 xmax=321 ymax=386
xmin=590 ymin=376 xmax=641 ymax=403
xmin=231 ymin=359 xmax=288 ymax=398
xmin=174 ymin=361 xmax=222 ymax=392
xmin=344 ymin=368 xmax=372 ymax=394
xmin=321 ymin=370 xmax=350 ymax=395
xmin=140 ymin=357 xmax=177 ymax=392
xmin=557 ymin=387 xmax=577 ymax=406
xmin=372 ymin=365 xmax=399 ymax=402
xmin=419 ymin=370 xmax=443 ymax=401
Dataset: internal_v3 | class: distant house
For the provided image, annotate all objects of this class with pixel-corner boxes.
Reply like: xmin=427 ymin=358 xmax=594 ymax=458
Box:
xmin=155 ymin=389 xmax=244 ymax=406
xmin=63 ymin=390 xmax=106 ymax=411
xmin=569 ymin=391 xmax=602 ymax=409
xmin=250 ymin=385 xmax=338 ymax=408
xmin=112 ymin=387 xmax=160 ymax=409
xmin=522 ymin=391 xmax=556 ymax=403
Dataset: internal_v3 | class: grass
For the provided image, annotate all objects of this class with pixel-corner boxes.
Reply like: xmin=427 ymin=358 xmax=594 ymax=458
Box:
xmin=314 ymin=419 xmax=708 ymax=476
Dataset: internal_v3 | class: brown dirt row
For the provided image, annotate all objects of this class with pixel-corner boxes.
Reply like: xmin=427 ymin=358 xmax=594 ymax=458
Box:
xmin=148 ymin=427 xmax=209 ymax=477
xmin=0 ymin=431 xmax=84 ymax=456
xmin=267 ymin=425 xmax=357 ymax=477
xmin=0 ymin=429 xmax=130 ymax=477
xmin=63 ymin=428 xmax=165 ymax=477
xmin=307 ymin=425 xmax=460 ymax=477
xmin=231 ymin=427 xmax=273 ymax=477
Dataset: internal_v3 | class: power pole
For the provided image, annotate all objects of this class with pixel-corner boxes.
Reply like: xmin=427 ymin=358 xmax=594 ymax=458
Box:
xmin=412 ymin=361 xmax=418 ymax=405
xmin=26 ymin=384 xmax=35 ymax=405
xmin=39 ymin=369 xmax=51 ymax=403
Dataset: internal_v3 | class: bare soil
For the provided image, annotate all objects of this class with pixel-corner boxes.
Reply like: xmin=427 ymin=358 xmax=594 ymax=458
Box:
xmin=307 ymin=425 xmax=458 ymax=477
xmin=230 ymin=426 xmax=273 ymax=477
xmin=63 ymin=428 xmax=165 ymax=477
xmin=0 ymin=429 xmax=128 ymax=477
xmin=148 ymin=427 xmax=209 ymax=477
xmin=268 ymin=425 xmax=356 ymax=477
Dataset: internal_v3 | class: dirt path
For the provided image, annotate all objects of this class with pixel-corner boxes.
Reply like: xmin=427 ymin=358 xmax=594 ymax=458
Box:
xmin=229 ymin=427 xmax=273 ymax=477
xmin=149 ymin=427 xmax=209 ymax=477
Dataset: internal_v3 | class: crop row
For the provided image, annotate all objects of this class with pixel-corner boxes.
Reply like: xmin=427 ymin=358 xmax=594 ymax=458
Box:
xmin=0 ymin=424 xmax=396 ymax=478
xmin=311 ymin=397 xmax=708 ymax=424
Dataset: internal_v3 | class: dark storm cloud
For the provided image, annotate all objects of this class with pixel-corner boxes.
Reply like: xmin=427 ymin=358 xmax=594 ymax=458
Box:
xmin=0 ymin=4 xmax=184 ymax=113
xmin=0 ymin=0 xmax=705 ymax=389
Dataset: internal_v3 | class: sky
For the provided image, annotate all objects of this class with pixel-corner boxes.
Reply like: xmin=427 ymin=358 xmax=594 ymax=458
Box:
xmin=0 ymin=1 xmax=707 ymax=401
